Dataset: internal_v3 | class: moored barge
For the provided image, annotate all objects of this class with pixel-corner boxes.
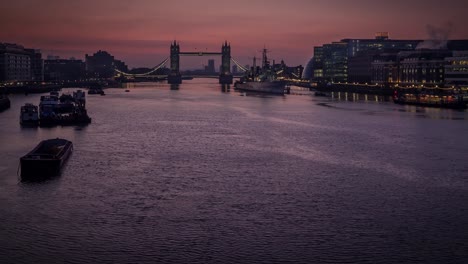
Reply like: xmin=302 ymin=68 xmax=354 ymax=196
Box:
xmin=235 ymin=80 xmax=288 ymax=95
xmin=20 ymin=138 xmax=73 ymax=181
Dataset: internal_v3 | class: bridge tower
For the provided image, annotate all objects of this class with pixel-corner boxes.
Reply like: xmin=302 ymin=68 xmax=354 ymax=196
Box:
xmin=168 ymin=41 xmax=182 ymax=84
xmin=219 ymin=41 xmax=233 ymax=84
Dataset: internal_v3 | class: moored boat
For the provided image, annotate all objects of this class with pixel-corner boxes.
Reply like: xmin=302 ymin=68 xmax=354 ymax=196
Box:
xmin=20 ymin=138 xmax=73 ymax=181
xmin=73 ymin=90 xmax=86 ymax=107
xmin=50 ymin=90 xmax=59 ymax=97
xmin=234 ymin=47 xmax=289 ymax=95
xmin=0 ymin=94 xmax=10 ymax=111
xmin=20 ymin=103 xmax=39 ymax=126
xmin=39 ymin=95 xmax=60 ymax=126
xmin=88 ymin=88 xmax=105 ymax=95
xmin=314 ymin=91 xmax=328 ymax=97
xmin=393 ymin=90 xmax=467 ymax=109
xmin=235 ymin=80 xmax=288 ymax=95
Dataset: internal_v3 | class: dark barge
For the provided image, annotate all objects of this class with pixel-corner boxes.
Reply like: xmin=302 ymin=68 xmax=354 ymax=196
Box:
xmin=20 ymin=138 xmax=73 ymax=181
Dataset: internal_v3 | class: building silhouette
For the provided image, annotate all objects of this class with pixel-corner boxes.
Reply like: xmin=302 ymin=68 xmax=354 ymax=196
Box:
xmin=232 ymin=65 xmax=238 ymax=74
xmin=207 ymin=59 xmax=215 ymax=73
xmin=85 ymin=50 xmax=128 ymax=79
xmin=0 ymin=43 xmax=43 ymax=82
xmin=44 ymin=59 xmax=85 ymax=82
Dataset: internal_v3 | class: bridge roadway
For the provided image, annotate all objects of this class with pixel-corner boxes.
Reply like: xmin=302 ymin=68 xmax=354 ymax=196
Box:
xmin=179 ymin=52 xmax=222 ymax=56
xmin=123 ymin=75 xmax=244 ymax=80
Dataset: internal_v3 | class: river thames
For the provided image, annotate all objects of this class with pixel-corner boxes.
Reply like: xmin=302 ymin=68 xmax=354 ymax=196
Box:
xmin=1 ymin=79 xmax=467 ymax=263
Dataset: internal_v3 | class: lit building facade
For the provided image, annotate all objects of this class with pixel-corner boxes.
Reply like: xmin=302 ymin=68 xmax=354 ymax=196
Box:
xmin=398 ymin=50 xmax=451 ymax=85
xmin=311 ymin=33 xmax=421 ymax=83
xmin=322 ymin=42 xmax=348 ymax=82
xmin=444 ymin=51 xmax=468 ymax=85
xmin=311 ymin=46 xmax=323 ymax=80
xmin=371 ymin=52 xmax=399 ymax=84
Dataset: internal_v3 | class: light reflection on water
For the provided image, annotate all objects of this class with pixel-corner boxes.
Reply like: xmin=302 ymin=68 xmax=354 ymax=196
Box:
xmin=0 ymin=79 xmax=467 ymax=263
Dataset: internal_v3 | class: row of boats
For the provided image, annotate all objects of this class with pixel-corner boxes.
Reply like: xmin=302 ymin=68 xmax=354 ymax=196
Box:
xmin=19 ymin=89 xmax=96 ymax=180
xmin=310 ymin=87 xmax=468 ymax=109
xmin=20 ymin=90 xmax=91 ymax=126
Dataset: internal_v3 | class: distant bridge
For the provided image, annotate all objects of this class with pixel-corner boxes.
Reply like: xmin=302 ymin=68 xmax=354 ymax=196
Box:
xmin=115 ymin=41 xmax=248 ymax=84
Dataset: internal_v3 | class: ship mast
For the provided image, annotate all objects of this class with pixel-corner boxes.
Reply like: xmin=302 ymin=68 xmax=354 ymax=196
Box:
xmin=252 ymin=56 xmax=257 ymax=76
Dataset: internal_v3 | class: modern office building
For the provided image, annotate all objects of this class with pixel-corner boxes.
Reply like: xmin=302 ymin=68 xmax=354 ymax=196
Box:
xmin=311 ymin=33 xmax=422 ymax=83
xmin=348 ymin=50 xmax=382 ymax=83
xmin=302 ymin=57 xmax=314 ymax=79
xmin=322 ymin=42 xmax=348 ymax=82
xmin=311 ymin=46 xmax=324 ymax=80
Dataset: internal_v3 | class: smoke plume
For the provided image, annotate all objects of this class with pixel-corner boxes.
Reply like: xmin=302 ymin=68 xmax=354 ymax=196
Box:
xmin=416 ymin=22 xmax=453 ymax=50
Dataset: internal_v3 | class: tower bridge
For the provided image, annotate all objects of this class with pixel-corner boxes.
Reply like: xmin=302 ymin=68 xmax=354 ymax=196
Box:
xmin=115 ymin=41 xmax=248 ymax=84
xmin=169 ymin=41 xmax=233 ymax=84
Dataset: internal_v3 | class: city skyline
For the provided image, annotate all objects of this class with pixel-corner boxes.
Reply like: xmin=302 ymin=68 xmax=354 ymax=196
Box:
xmin=1 ymin=0 xmax=468 ymax=69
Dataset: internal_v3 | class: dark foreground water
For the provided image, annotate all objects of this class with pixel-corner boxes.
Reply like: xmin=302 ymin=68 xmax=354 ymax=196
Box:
xmin=1 ymin=79 xmax=468 ymax=263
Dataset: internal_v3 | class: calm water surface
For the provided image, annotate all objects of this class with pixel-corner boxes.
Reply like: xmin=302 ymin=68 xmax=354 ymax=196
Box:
xmin=1 ymin=79 xmax=467 ymax=263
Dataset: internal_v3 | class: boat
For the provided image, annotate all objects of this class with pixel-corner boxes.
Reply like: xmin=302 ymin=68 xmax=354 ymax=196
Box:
xmin=37 ymin=89 xmax=91 ymax=126
xmin=58 ymin=93 xmax=75 ymax=113
xmin=59 ymin=108 xmax=92 ymax=125
xmin=314 ymin=91 xmax=328 ymax=97
xmin=0 ymin=94 xmax=10 ymax=111
xmin=234 ymin=47 xmax=288 ymax=95
xmin=235 ymin=80 xmax=288 ymax=95
xmin=50 ymin=90 xmax=59 ymax=97
xmin=73 ymin=90 xmax=86 ymax=107
xmin=393 ymin=89 xmax=467 ymax=109
xmin=20 ymin=103 xmax=39 ymax=126
xmin=39 ymin=95 xmax=60 ymax=126
xmin=20 ymin=138 xmax=73 ymax=181
xmin=88 ymin=88 xmax=105 ymax=95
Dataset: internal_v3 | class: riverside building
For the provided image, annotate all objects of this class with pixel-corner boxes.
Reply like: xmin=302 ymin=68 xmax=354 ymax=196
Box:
xmin=0 ymin=43 xmax=43 ymax=83
xmin=311 ymin=33 xmax=421 ymax=83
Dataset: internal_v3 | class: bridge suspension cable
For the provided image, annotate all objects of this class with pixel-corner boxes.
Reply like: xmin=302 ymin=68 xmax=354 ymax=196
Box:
xmin=290 ymin=72 xmax=300 ymax=78
xmin=115 ymin=57 xmax=169 ymax=76
xmin=230 ymin=58 xmax=248 ymax=72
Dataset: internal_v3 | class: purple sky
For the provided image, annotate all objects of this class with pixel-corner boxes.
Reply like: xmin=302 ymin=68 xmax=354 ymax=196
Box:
xmin=1 ymin=0 xmax=467 ymax=69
